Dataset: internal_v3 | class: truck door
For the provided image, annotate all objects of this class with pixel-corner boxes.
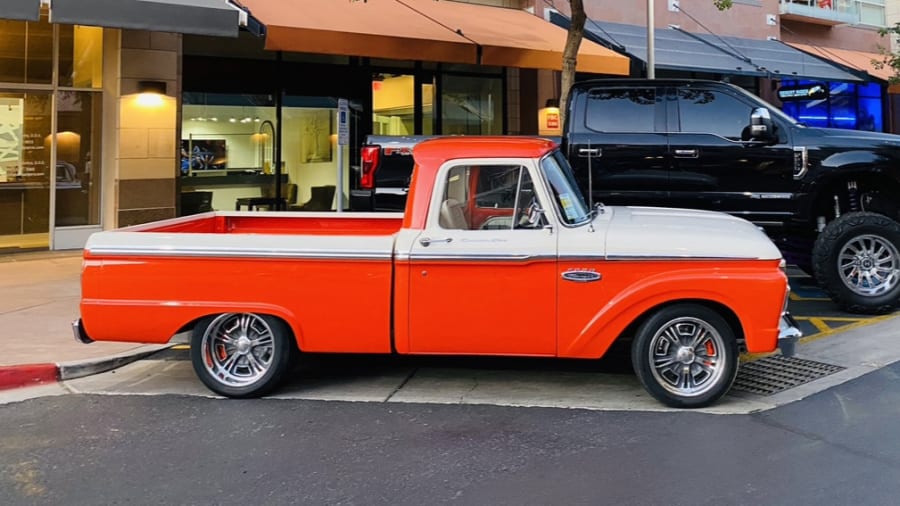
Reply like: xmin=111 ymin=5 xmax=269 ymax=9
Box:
xmin=566 ymin=85 xmax=670 ymax=208
xmin=667 ymin=85 xmax=796 ymax=228
xmin=407 ymin=160 xmax=557 ymax=356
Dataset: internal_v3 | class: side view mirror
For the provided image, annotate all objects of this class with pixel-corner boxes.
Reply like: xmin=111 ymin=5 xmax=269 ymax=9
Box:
xmin=749 ymin=107 xmax=774 ymax=141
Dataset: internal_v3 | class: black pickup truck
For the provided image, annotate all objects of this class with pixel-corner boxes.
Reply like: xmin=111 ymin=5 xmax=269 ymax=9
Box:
xmin=351 ymin=79 xmax=900 ymax=314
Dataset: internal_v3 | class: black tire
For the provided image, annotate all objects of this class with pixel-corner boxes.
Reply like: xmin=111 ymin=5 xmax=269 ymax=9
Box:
xmin=631 ymin=304 xmax=739 ymax=409
xmin=190 ymin=313 xmax=296 ymax=398
xmin=812 ymin=212 xmax=900 ymax=315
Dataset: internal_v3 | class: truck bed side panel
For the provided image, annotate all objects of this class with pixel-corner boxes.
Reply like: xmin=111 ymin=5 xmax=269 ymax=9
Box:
xmin=81 ymin=233 xmax=395 ymax=353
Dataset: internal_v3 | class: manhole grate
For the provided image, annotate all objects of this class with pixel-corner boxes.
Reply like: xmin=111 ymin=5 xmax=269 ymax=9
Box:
xmin=733 ymin=355 xmax=845 ymax=396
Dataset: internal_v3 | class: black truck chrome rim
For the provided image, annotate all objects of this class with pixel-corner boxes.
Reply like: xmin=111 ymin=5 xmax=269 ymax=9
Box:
xmin=838 ymin=234 xmax=900 ymax=297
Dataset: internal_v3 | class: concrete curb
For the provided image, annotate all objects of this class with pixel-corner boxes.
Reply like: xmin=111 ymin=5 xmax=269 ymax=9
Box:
xmin=0 ymin=363 xmax=59 ymax=391
xmin=0 ymin=344 xmax=171 ymax=391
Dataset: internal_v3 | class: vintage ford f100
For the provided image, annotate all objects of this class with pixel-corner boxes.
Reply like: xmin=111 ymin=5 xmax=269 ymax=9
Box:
xmin=74 ymin=137 xmax=800 ymax=408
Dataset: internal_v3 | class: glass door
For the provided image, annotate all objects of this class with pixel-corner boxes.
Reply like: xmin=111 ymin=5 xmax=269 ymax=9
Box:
xmin=0 ymin=91 xmax=51 ymax=252
xmin=52 ymin=90 xmax=103 ymax=249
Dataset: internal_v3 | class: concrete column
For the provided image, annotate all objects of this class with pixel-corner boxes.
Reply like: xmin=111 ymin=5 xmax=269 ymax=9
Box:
xmin=113 ymin=29 xmax=182 ymax=227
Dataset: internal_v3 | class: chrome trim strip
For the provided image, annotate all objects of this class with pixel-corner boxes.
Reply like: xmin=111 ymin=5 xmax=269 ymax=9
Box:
xmin=375 ymin=188 xmax=409 ymax=196
xmin=604 ymin=255 xmax=757 ymax=261
xmin=408 ymin=253 xmax=556 ymax=262
xmin=793 ymin=146 xmax=809 ymax=180
xmin=749 ymin=193 xmax=792 ymax=200
xmin=86 ymin=245 xmax=392 ymax=261
xmin=559 ymin=255 xmax=758 ymax=261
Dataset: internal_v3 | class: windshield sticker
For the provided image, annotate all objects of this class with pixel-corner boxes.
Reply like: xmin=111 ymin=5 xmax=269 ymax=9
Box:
xmin=559 ymin=193 xmax=578 ymax=218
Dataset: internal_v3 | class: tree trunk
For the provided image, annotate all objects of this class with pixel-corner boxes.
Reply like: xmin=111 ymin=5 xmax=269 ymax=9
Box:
xmin=559 ymin=0 xmax=585 ymax=128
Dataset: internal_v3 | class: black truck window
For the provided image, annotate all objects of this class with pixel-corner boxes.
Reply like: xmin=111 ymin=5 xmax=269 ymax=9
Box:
xmin=585 ymin=88 xmax=656 ymax=133
xmin=676 ymin=88 xmax=752 ymax=141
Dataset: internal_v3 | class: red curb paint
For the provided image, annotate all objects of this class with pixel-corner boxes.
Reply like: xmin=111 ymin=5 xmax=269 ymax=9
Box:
xmin=0 ymin=364 xmax=59 ymax=391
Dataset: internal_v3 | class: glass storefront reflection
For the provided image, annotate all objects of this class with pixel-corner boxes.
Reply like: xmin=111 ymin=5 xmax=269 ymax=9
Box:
xmin=442 ymin=74 xmax=502 ymax=135
xmin=180 ymin=94 xmax=355 ymax=214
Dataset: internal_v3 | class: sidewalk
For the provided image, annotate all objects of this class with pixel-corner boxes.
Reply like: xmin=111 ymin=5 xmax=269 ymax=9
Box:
xmin=0 ymin=251 xmax=162 ymax=389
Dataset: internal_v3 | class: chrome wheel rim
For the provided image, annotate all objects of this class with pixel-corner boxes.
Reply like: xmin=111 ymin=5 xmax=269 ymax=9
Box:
xmin=838 ymin=234 xmax=900 ymax=297
xmin=648 ymin=317 xmax=727 ymax=398
xmin=201 ymin=313 xmax=275 ymax=387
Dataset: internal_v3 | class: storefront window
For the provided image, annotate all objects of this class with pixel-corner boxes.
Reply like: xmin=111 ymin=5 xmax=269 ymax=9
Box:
xmin=59 ymin=25 xmax=104 ymax=89
xmin=371 ymin=73 xmax=435 ymax=136
xmin=180 ymin=93 xmax=276 ymax=213
xmin=0 ymin=18 xmax=53 ymax=84
xmin=780 ymin=79 xmax=883 ymax=131
xmin=858 ymin=82 xmax=883 ymax=131
xmin=54 ymin=91 xmax=101 ymax=227
xmin=0 ymin=91 xmax=52 ymax=250
xmin=441 ymin=74 xmax=503 ymax=135
xmin=0 ymin=16 xmax=104 ymax=251
xmin=283 ymin=96 xmax=345 ymax=211
xmin=422 ymin=79 xmax=435 ymax=135
xmin=372 ymin=74 xmax=414 ymax=135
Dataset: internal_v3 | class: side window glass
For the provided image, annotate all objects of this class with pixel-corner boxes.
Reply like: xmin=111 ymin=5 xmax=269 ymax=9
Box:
xmin=585 ymin=88 xmax=657 ymax=133
xmin=512 ymin=169 xmax=545 ymax=230
xmin=677 ymin=89 xmax=751 ymax=141
xmin=438 ymin=165 xmax=471 ymax=230
xmin=438 ymin=164 xmax=544 ymax=230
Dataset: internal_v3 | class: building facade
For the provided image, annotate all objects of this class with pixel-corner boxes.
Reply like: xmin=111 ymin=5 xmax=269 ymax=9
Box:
xmin=0 ymin=0 xmax=896 ymax=252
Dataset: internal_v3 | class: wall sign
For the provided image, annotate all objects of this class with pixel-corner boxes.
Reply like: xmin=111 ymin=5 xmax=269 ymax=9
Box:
xmin=777 ymin=83 xmax=828 ymax=101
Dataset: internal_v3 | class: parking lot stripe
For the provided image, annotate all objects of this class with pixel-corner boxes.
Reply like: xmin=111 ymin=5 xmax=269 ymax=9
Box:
xmin=806 ymin=317 xmax=833 ymax=334
xmin=795 ymin=314 xmax=898 ymax=345
xmin=789 ymin=293 xmax=830 ymax=302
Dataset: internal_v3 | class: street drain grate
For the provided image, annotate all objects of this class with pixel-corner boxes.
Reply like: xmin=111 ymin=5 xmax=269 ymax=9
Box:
xmin=733 ymin=355 xmax=845 ymax=396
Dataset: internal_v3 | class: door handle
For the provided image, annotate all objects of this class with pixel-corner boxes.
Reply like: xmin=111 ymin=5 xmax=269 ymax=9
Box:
xmin=419 ymin=237 xmax=453 ymax=247
xmin=578 ymin=148 xmax=601 ymax=157
xmin=674 ymin=149 xmax=699 ymax=158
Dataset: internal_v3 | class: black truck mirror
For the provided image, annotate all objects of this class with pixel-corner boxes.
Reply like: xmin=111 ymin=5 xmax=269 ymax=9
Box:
xmin=749 ymin=107 xmax=774 ymax=141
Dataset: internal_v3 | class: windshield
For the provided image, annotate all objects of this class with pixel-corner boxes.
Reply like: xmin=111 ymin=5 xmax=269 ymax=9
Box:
xmin=540 ymin=150 xmax=591 ymax=225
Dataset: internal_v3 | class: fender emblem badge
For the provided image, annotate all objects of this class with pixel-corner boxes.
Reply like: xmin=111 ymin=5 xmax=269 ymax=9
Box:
xmin=561 ymin=270 xmax=602 ymax=283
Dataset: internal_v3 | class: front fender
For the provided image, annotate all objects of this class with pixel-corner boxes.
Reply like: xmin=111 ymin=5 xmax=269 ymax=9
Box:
xmin=558 ymin=264 xmax=787 ymax=358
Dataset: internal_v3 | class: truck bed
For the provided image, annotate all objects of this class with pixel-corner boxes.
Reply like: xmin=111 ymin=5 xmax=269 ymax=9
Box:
xmin=130 ymin=211 xmax=404 ymax=236
xmin=80 ymin=211 xmax=403 ymax=353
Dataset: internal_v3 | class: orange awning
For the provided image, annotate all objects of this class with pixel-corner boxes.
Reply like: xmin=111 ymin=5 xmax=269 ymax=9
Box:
xmin=240 ymin=0 xmax=477 ymax=65
xmin=239 ymin=0 xmax=629 ymax=75
xmin=787 ymin=42 xmax=897 ymax=90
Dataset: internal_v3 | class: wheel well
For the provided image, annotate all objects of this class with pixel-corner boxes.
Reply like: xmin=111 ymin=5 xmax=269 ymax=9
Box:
xmin=812 ymin=174 xmax=900 ymax=224
xmin=172 ymin=312 xmax=299 ymax=350
xmin=619 ymin=299 xmax=747 ymax=353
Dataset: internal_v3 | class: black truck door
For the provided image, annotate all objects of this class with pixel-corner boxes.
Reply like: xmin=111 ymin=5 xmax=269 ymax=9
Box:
xmin=667 ymin=85 xmax=796 ymax=229
xmin=567 ymin=85 xmax=670 ymax=208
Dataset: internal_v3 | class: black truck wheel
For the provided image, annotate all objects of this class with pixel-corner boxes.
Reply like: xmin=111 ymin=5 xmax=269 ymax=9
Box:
xmin=631 ymin=304 xmax=739 ymax=409
xmin=190 ymin=313 xmax=296 ymax=398
xmin=812 ymin=212 xmax=900 ymax=314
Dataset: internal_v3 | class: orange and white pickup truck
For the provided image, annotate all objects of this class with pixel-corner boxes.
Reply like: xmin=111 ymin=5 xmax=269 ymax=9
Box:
xmin=74 ymin=137 xmax=800 ymax=408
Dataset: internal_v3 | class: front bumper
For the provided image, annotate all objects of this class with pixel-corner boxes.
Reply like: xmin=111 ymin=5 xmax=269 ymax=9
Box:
xmin=778 ymin=312 xmax=802 ymax=357
xmin=71 ymin=318 xmax=94 ymax=344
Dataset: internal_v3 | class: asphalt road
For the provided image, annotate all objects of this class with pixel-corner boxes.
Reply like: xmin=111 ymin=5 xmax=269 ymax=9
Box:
xmin=2 ymin=360 xmax=900 ymax=505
